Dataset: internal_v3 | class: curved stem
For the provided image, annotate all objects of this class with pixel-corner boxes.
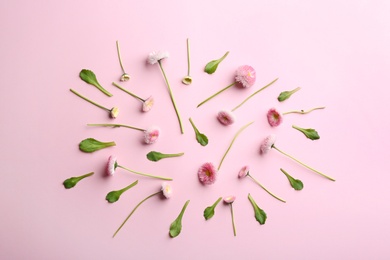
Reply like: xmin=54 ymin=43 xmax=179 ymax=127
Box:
xmin=272 ymin=145 xmax=335 ymax=181
xmin=116 ymin=40 xmax=126 ymax=74
xmin=186 ymin=38 xmax=191 ymax=76
xmin=70 ymin=89 xmax=110 ymax=111
xmin=113 ymin=190 xmax=161 ymax=237
xmin=232 ymin=78 xmax=279 ymax=112
xmin=112 ymin=82 xmax=144 ymax=102
xmin=87 ymin=123 xmax=145 ymax=132
xmin=282 ymin=106 xmax=325 ymax=115
xmin=158 ymin=61 xmax=184 ymax=134
xmin=218 ymin=121 xmax=253 ymax=170
xmin=247 ymin=174 xmax=286 ymax=203
xmin=230 ymin=204 xmax=236 ymax=236
xmin=197 ymin=82 xmax=236 ymax=108
xmin=117 ymin=165 xmax=173 ymax=181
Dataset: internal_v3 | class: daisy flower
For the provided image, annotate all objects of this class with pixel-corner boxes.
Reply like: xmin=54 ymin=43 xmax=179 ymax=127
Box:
xmin=238 ymin=165 xmax=250 ymax=178
xmin=266 ymin=106 xmax=326 ymax=127
xmin=70 ymin=89 xmax=119 ymax=118
xmin=116 ymin=41 xmax=130 ymax=82
xmin=223 ymin=196 xmax=237 ymax=236
xmin=198 ymin=162 xmax=218 ymax=185
xmin=182 ymin=38 xmax=192 ymax=85
xmin=260 ymin=134 xmax=335 ymax=181
xmin=147 ymin=51 xmax=169 ymax=65
xmin=87 ymin=123 xmax=160 ymax=144
xmin=112 ymin=82 xmax=154 ymax=112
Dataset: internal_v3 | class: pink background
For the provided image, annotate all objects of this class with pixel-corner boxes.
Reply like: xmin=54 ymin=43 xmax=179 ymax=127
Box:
xmin=1 ymin=0 xmax=390 ymax=259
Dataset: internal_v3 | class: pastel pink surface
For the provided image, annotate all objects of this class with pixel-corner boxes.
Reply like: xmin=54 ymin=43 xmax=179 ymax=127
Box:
xmin=1 ymin=0 xmax=390 ymax=259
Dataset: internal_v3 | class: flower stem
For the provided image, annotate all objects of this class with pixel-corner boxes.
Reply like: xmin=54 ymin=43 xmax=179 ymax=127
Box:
xmin=186 ymin=38 xmax=191 ymax=76
xmin=158 ymin=60 xmax=184 ymax=134
xmin=218 ymin=121 xmax=253 ymax=170
xmin=272 ymin=145 xmax=335 ymax=181
xmin=116 ymin=40 xmax=126 ymax=74
xmin=113 ymin=190 xmax=161 ymax=237
xmin=117 ymin=165 xmax=173 ymax=181
xmin=197 ymin=82 xmax=236 ymax=108
xmin=282 ymin=106 xmax=325 ymax=115
xmin=69 ymin=89 xmax=110 ymax=111
xmin=112 ymin=82 xmax=144 ymax=102
xmin=189 ymin=118 xmax=199 ymax=133
xmin=87 ymin=123 xmax=145 ymax=132
xmin=232 ymin=78 xmax=279 ymax=112
xmin=247 ymin=174 xmax=286 ymax=203
xmin=230 ymin=204 xmax=236 ymax=236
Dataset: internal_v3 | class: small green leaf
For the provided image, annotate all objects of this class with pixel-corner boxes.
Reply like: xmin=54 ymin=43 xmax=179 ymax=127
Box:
xmin=169 ymin=200 xmax=190 ymax=238
xmin=189 ymin=118 xmax=208 ymax=146
xmin=63 ymin=172 xmax=94 ymax=189
xmin=277 ymin=87 xmax=301 ymax=102
xmin=203 ymin=197 xmax=222 ymax=220
xmin=280 ymin=168 xmax=304 ymax=190
xmin=248 ymin=193 xmax=267 ymax=225
xmin=105 ymin=180 xmax=138 ymax=203
xmin=146 ymin=151 xmax=184 ymax=162
xmin=79 ymin=138 xmax=116 ymax=153
xmin=292 ymin=125 xmax=320 ymax=140
xmin=79 ymin=69 xmax=113 ymax=97
xmin=204 ymin=51 xmax=229 ymax=74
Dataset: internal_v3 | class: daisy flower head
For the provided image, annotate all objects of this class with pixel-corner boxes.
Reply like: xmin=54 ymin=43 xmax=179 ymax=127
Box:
xmin=198 ymin=162 xmax=218 ymax=185
xmin=161 ymin=182 xmax=173 ymax=198
xmin=147 ymin=51 xmax=169 ymax=65
xmin=238 ymin=165 xmax=250 ymax=178
xmin=142 ymin=96 xmax=154 ymax=112
xmin=260 ymin=134 xmax=276 ymax=155
xmin=144 ymin=126 xmax=160 ymax=144
xmin=120 ymin=73 xmax=130 ymax=82
xmin=106 ymin=155 xmax=117 ymax=176
xmin=217 ymin=110 xmax=236 ymax=126
xmin=267 ymin=108 xmax=283 ymax=127
xmin=235 ymin=65 xmax=256 ymax=88
xmin=223 ymin=196 xmax=236 ymax=204
xmin=110 ymin=107 xmax=120 ymax=118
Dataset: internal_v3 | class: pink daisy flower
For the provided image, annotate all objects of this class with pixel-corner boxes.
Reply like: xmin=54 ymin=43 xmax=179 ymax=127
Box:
xmin=238 ymin=165 xmax=250 ymax=178
xmin=217 ymin=110 xmax=236 ymax=125
xmin=235 ymin=65 xmax=256 ymax=88
xmin=267 ymin=108 xmax=283 ymax=127
xmin=198 ymin=162 xmax=218 ymax=185
xmin=110 ymin=107 xmax=120 ymax=118
xmin=260 ymin=134 xmax=276 ymax=155
xmin=144 ymin=126 xmax=160 ymax=144
xmin=147 ymin=51 xmax=169 ymax=65
xmin=142 ymin=96 xmax=154 ymax=112
xmin=106 ymin=155 xmax=117 ymax=176
xmin=161 ymin=182 xmax=173 ymax=198
xmin=223 ymin=196 xmax=236 ymax=204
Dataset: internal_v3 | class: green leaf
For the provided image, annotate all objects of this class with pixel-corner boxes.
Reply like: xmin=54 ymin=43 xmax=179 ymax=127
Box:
xmin=63 ymin=172 xmax=94 ymax=189
xmin=277 ymin=87 xmax=301 ymax=102
xmin=292 ymin=125 xmax=320 ymax=140
xmin=105 ymin=180 xmax=138 ymax=203
xmin=79 ymin=138 xmax=116 ymax=153
xmin=203 ymin=197 xmax=222 ymax=220
xmin=248 ymin=193 xmax=267 ymax=225
xmin=169 ymin=200 xmax=190 ymax=238
xmin=280 ymin=168 xmax=304 ymax=190
xmin=189 ymin=118 xmax=208 ymax=146
xmin=146 ymin=151 xmax=184 ymax=162
xmin=204 ymin=51 xmax=229 ymax=74
xmin=79 ymin=69 xmax=113 ymax=97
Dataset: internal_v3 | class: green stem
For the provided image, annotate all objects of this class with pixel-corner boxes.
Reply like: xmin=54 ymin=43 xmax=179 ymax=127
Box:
xmin=87 ymin=123 xmax=145 ymax=132
xmin=189 ymin=118 xmax=199 ymax=134
xmin=113 ymin=190 xmax=161 ymax=237
xmin=117 ymin=165 xmax=173 ymax=181
xmin=213 ymin=197 xmax=222 ymax=207
xmin=116 ymin=40 xmax=126 ymax=74
xmin=118 ymin=180 xmax=138 ymax=194
xmin=282 ymin=106 xmax=325 ymax=115
xmin=272 ymin=145 xmax=335 ymax=181
xmin=218 ymin=121 xmax=253 ymax=170
xmin=186 ymin=38 xmax=191 ymax=76
xmin=178 ymin=200 xmax=190 ymax=221
xmin=112 ymin=82 xmax=144 ymax=102
xmin=162 ymin=153 xmax=185 ymax=158
xmin=247 ymin=174 xmax=286 ymax=203
xmin=197 ymin=82 xmax=236 ymax=108
xmin=290 ymin=87 xmax=301 ymax=95
xmin=232 ymin=78 xmax=279 ymax=112
xmin=158 ymin=60 xmax=184 ymax=134
xmin=69 ymin=89 xmax=110 ymax=111
xmin=230 ymin=204 xmax=236 ymax=236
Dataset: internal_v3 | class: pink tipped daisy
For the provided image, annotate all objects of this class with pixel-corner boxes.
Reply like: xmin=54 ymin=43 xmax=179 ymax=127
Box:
xmin=260 ymin=134 xmax=276 ymax=155
xmin=235 ymin=65 xmax=256 ymax=88
xmin=238 ymin=165 xmax=250 ymax=178
xmin=198 ymin=162 xmax=218 ymax=185
xmin=142 ymin=96 xmax=154 ymax=112
xmin=106 ymin=156 xmax=117 ymax=176
xmin=147 ymin=51 xmax=169 ymax=65
xmin=144 ymin=126 xmax=160 ymax=144
xmin=161 ymin=182 xmax=173 ymax=198
xmin=217 ymin=110 xmax=236 ymax=126
xmin=267 ymin=108 xmax=283 ymax=127
xmin=223 ymin=196 xmax=236 ymax=204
